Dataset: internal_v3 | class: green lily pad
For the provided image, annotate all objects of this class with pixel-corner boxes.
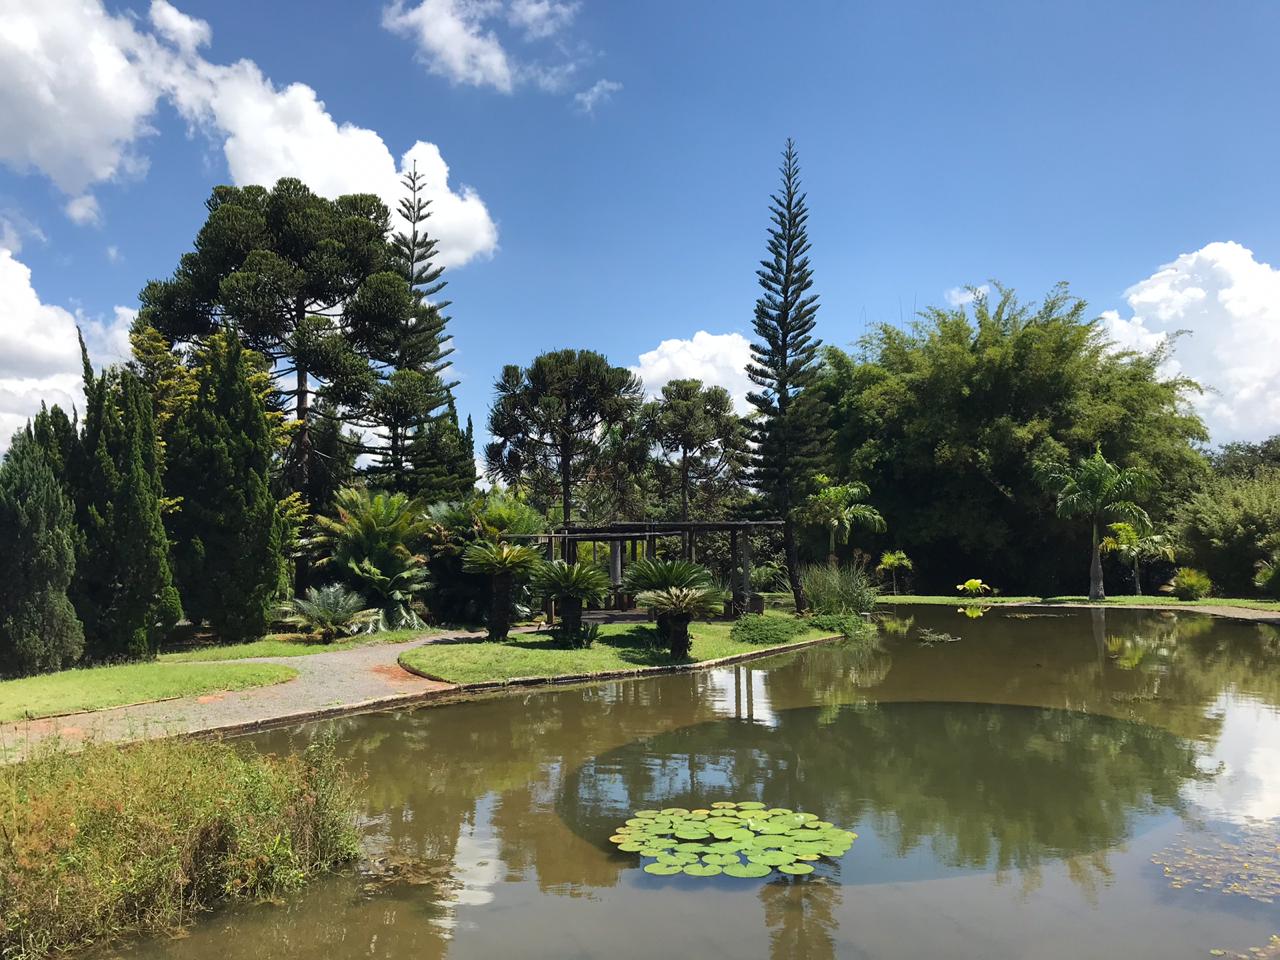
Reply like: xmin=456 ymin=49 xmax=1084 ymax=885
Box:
xmin=661 ymin=807 xmax=690 ymax=816
xmin=656 ymin=851 xmax=699 ymax=865
xmin=625 ymin=818 xmax=651 ymax=827
xmin=634 ymin=810 xmax=660 ymax=819
xmin=617 ymin=841 xmax=646 ymax=853
xmin=778 ymin=862 xmax=815 ymax=875
xmin=711 ymin=801 xmax=738 ymax=809
xmin=737 ymin=801 xmax=766 ymax=810
xmin=674 ymin=842 xmax=710 ymax=853
xmin=767 ymin=808 xmax=793 ymax=816
xmin=638 ymin=848 xmax=668 ymax=858
xmin=724 ymin=861 xmax=773 ymax=878
xmin=644 ymin=862 xmax=683 ymax=876
xmin=683 ymin=863 xmax=723 ymax=877
xmin=702 ymin=852 xmax=742 ymax=866
xmin=608 ymin=834 xmax=630 ymax=844
xmin=793 ymin=853 xmax=821 ymax=862
xmin=747 ymin=850 xmax=797 ymax=867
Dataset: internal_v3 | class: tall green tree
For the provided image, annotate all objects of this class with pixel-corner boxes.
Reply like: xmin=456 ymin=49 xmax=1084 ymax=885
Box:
xmin=486 ymin=349 xmax=644 ymax=524
xmin=648 ymin=379 xmax=749 ymax=522
xmin=1099 ymin=522 xmax=1175 ymax=596
xmin=0 ymin=427 xmax=84 ymax=678
xmin=1039 ymin=447 xmax=1151 ymax=601
xmin=798 ymin=476 xmax=886 ymax=566
xmin=68 ymin=352 xmax=181 ymax=660
xmin=746 ymin=139 xmax=828 ymax=612
xmin=165 ymin=333 xmax=284 ymax=643
xmin=408 ymin=400 xmax=476 ymax=505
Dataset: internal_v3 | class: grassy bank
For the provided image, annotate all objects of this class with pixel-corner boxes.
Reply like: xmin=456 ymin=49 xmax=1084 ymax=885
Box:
xmin=159 ymin=628 xmax=434 ymax=663
xmin=0 ymin=736 xmax=359 ymax=959
xmin=399 ymin=618 xmax=837 ymax=685
xmin=0 ymin=661 xmax=298 ymax=723
xmin=875 ymin=594 xmax=1280 ymax=611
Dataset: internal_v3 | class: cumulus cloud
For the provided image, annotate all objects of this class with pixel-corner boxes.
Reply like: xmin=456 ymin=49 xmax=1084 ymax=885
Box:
xmin=0 ymin=210 xmax=44 ymax=255
xmin=632 ymin=331 xmax=755 ymax=412
xmin=1101 ymin=241 xmax=1280 ymax=442
xmin=0 ymin=250 xmax=132 ymax=451
xmin=574 ymin=78 xmax=621 ymax=114
xmin=508 ymin=0 xmax=579 ymax=39
xmin=945 ymin=283 xmax=990 ymax=307
xmin=0 ymin=0 xmax=498 ymax=265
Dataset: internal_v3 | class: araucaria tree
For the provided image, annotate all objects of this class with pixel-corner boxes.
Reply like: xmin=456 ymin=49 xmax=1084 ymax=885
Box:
xmin=648 ymin=379 xmax=749 ymax=522
xmin=1039 ymin=446 xmax=1151 ymax=601
xmin=486 ymin=349 xmax=643 ymax=524
xmin=747 ymin=139 xmax=828 ymax=612
xmin=0 ymin=427 xmax=84 ymax=678
xmin=165 ymin=333 xmax=284 ymax=644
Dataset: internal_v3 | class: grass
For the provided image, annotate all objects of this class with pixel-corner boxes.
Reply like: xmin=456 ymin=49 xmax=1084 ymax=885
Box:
xmin=158 ymin=628 xmax=435 ymax=662
xmin=0 ymin=736 xmax=358 ymax=959
xmin=0 ymin=661 xmax=298 ymax=723
xmin=875 ymin=594 xmax=1280 ymax=611
xmin=399 ymin=615 xmax=837 ymax=685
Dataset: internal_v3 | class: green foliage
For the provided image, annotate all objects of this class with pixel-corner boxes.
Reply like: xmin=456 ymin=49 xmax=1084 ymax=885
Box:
xmin=811 ymin=283 xmax=1207 ymax=593
xmin=730 ymin=613 xmax=809 ymax=645
xmin=0 ymin=429 xmax=84 ymax=678
xmin=1100 ymin=521 xmax=1176 ymax=596
xmin=1255 ymin=553 xmax=1280 ymax=598
xmin=622 ymin=558 xmax=714 ymax=592
xmin=165 ymin=333 xmax=284 ymax=643
xmin=1171 ymin=567 xmax=1213 ymax=601
xmin=874 ymin=550 xmax=913 ymax=595
xmin=1210 ymin=435 xmax=1280 ymax=478
xmin=634 ymin=585 xmax=723 ymax=658
xmin=1 ymin=735 xmax=358 ymax=959
xmin=532 ymin=560 xmax=610 ymax=640
xmin=746 ymin=139 xmax=829 ymax=612
xmin=408 ymin=401 xmax=476 ymax=504
xmin=646 ymin=378 xmax=749 ymax=521
xmin=956 ymin=578 xmax=993 ymax=596
xmin=798 ymin=563 xmax=879 ymax=614
xmin=462 ymin=541 xmax=544 ymax=640
xmin=797 ymin=474 xmax=885 ymax=563
xmin=281 ymin=585 xmax=380 ymax=642
xmin=1176 ymin=468 xmax=1280 ymax=595
xmin=485 ymin=348 xmax=644 ymax=523
xmin=806 ymin=612 xmax=872 ymax=640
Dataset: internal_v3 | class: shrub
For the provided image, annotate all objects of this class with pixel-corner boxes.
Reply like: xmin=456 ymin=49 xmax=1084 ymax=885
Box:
xmin=281 ymin=584 xmax=380 ymax=642
xmin=806 ymin=613 xmax=871 ymax=640
xmin=634 ymin=585 xmax=721 ymax=658
xmin=730 ymin=613 xmax=809 ymax=645
xmin=798 ymin=563 xmax=878 ymax=614
xmin=462 ymin=541 xmax=543 ymax=640
xmin=1176 ymin=469 xmax=1280 ymax=594
xmin=532 ymin=560 xmax=610 ymax=642
xmin=0 ymin=735 xmax=359 ymax=960
xmin=955 ymin=578 xmax=992 ymax=597
xmin=1171 ymin=567 xmax=1213 ymax=601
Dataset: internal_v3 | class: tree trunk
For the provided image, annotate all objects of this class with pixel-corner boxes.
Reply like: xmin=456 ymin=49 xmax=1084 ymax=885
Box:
xmin=891 ymin=570 xmax=898 ymax=596
xmin=560 ymin=457 xmax=572 ymax=526
xmin=827 ymin=527 xmax=837 ymax=567
xmin=489 ymin=572 xmax=513 ymax=640
xmin=560 ymin=597 xmax=582 ymax=637
xmin=784 ymin=519 xmax=807 ymax=614
xmin=1089 ymin=521 xmax=1105 ymax=601
xmin=1132 ymin=558 xmax=1143 ymax=596
xmin=680 ymin=452 xmax=690 ymax=523
xmin=668 ymin=614 xmax=692 ymax=660
xmin=292 ymin=363 xmax=312 ymax=597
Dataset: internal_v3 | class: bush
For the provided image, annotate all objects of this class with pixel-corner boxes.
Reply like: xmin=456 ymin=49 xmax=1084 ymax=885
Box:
xmin=798 ymin=563 xmax=878 ymax=614
xmin=1171 ymin=567 xmax=1213 ymax=601
xmin=0 ymin=735 xmax=359 ymax=960
xmin=806 ymin=613 xmax=871 ymax=640
xmin=730 ymin=613 xmax=808 ymax=645
xmin=1177 ymin=469 xmax=1280 ymax=594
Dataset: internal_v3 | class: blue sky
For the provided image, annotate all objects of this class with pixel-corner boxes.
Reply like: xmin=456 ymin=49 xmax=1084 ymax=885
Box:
xmin=3 ymin=0 xmax=1280 ymax=448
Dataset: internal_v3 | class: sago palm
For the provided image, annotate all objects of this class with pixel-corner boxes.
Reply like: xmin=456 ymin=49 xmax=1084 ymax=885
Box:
xmin=635 ymin=585 xmax=722 ymax=659
xmin=1038 ymin=447 xmax=1151 ymax=601
xmin=463 ymin=541 xmax=543 ymax=640
xmin=533 ymin=560 xmax=610 ymax=638
xmin=281 ymin=585 xmax=380 ymax=643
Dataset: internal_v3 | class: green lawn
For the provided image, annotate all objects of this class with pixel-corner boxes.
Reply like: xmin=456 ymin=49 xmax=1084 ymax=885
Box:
xmin=399 ymin=618 xmax=834 ymax=686
xmin=0 ymin=661 xmax=299 ymax=723
xmin=876 ymin=594 xmax=1280 ymax=612
xmin=159 ymin=629 xmax=436 ymax=662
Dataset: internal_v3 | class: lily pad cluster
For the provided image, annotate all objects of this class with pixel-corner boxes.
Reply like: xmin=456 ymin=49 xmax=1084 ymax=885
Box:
xmin=608 ymin=801 xmax=856 ymax=878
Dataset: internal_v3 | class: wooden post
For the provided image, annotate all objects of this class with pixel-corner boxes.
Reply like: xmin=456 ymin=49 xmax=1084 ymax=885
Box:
xmin=740 ymin=530 xmax=753 ymax=615
xmin=731 ymin=530 xmax=744 ymax=614
xmin=610 ymin=540 xmax=623 ymax=609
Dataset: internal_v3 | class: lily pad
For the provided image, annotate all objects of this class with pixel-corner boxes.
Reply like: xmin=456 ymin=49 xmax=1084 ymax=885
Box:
xmin=711 ymin=801 xmax=738 ymax=809
xmin=683 ymin=863 xmax=723 ymax=877
xmin=778 ymin=862 xmax=815 ymax=875
xmin=656 ymin=851 xmax=699 ymax=865
xmin=644 ymin=862 xmax=683 ymax=876
xmin=724 ymin=861 xmax=773 ymax=878
xmin=661 ymin=807 xmax=690 ymax=816
xmin=747 ymin=850 xmax=797 ymax=867
xmin=674 ymin=842 xmax=710 ymax=853
xmin=634 ymin=810 xmax=661 ymax=818
xmin=737 ymin=801 xmax=766 ymax=810
xmin=702 ymin=852 xmax=743 ymax=866
xmin=617 ymin=841 xmax=646 ymax=853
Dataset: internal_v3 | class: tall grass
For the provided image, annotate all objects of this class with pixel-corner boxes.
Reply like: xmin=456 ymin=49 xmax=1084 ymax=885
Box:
xmin=0 ymin=735 xmax=359 ymax=959
xmin=799 ymin=563 xmax=879 ymax=615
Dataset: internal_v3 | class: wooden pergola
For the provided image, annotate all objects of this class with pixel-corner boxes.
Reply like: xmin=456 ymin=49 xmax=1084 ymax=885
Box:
xmin=511 ymin=520 xmax=782 ymax=616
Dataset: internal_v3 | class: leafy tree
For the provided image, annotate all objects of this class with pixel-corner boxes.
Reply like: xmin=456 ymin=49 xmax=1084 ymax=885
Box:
xmin=647 ymin=378 xmax=749 ymax=522
xmin=811 ymin=283 xmax=1207 ymax=592
xmin=1209 ymin=435 xmax=1280 ymax=478
xmin=1039 ymin=447 xmax=1151 ymax=601
xmin=874 ymin=550 xmax=913 ymax=596
xmin=462 ymin=541 xmax=543 ymax=640
xmin=746 ymin=139 xmax=829 ymax=613
xmin=486 ymin=349 xmax=643 ymax=524
xmin=1100 ymin=522 xmax=1175 ymax=596
xmin=797 ymin=475 xmax=885 ymax=566
xmin=67 ymin=354 xmax=181 ymax=660
xmin=165 ymin=333 xmax=284 ymax=643
xmin=138 ymin=178 xmax=388 ymax=497
xmin=1176 ymin=468 xmax=1280 ymax=594
xmin=408 ymin=400 xmax=476 ymax=505
xmin=532 ymin=560 xmax=610 ymax=640
xmin=0 ymin=428 xmax=84 ymax=677
xmin=281 ymin=585 xmax=380 ymax=642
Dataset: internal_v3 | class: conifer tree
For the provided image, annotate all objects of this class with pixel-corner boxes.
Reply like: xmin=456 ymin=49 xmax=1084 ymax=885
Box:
xmin=0 ymin=427 xmax=84 ymax=678
xmin=746 ymin=139 xmax=828 ymax=613
xmin=408 ymin=399 xmax=476 ymax=504
xmin=166 ymin=333 xmax=284 ymax=643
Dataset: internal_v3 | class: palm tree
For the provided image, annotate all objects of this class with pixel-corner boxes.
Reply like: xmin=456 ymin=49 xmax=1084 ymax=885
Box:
xmin=798 ymin=476 xmax=886 ymax=566
xmin=281 ymin=585 xmax=380 ymax=642
xmin=1039 ymin=447 xmax=1151 ymax=601
xmin=875 ymin=550 xmax=913 ymax=595
xmin=1100 ymin=522 xmax=1176 ymax=596
xmin=462 ymin=541 xmax=543 ymax=640
xmin=532 ymin=560 xmax=610 ymax=639
xmin=634 ymin=585 xmax=722 ymax=659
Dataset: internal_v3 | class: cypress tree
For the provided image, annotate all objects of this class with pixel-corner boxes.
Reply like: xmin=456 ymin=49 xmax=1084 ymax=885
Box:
xmin=71 ymin=347 xmax=181 ymax=660
xmin=746 ymin=139 xmax=828 ymax=613
xmin=0 ymin=427 xmax=84 ymax=678
xmin=166 ymin=333 xmax=284 ymax=643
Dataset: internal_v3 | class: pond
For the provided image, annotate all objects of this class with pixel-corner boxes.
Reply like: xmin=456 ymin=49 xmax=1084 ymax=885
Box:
xmin=120 ymin=607 xmax=1280 ymax=960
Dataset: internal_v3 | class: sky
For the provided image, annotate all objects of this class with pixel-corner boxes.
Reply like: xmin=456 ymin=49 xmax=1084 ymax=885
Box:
xmin=3 ymin=0 xmax=1280 ymax=453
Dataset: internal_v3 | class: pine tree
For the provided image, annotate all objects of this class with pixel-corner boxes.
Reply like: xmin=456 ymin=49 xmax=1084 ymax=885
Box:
xmin=166 ymin=333 xmax=284 ymax=643
xmin=746 ymin=139 xmax=828 ymax=613
xmin=0 ymin=427 xmax=84 ymax=678
xmin=408 ymin=399 xmax=477 ymax=504
xmin=70 ymin=346 xmax=181 ymax=660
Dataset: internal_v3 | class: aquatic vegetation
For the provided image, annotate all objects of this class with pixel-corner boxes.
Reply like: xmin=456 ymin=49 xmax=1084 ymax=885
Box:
xmin=956 ymin=605 xmax=989 ymax=619
xmin=917 ymin=627 xmax=960 ymax=646
xmin=1154 ymin=824 xmax=1280 ymax=905
xmin=956 ymin=578 xmax=992 ymax=596
xmin=607 ymin=802 xmax=856 ymax=879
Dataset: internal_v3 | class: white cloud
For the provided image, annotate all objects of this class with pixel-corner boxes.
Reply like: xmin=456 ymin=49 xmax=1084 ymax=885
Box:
xmin=0 ymin=249 xmax=132 ymax=451
xmin=508 ymin=0 xmax=578 ymax=39
xmin=105 ymin=244 xmax=122 ymax=263
xmin=945 ymin=283 xmax=989 ymax=307
xmin=632 ymin=331 xmax=755 ymax=412
xmin=0 ymin=0 xmax=498 ymax=266
xmin=0 ymin=211 xmax=45 ymax=254
xmin=1102 ymin=241 xmax=1280 ymax=442
xmin=574 ymin=78 xmax=620 ymax=114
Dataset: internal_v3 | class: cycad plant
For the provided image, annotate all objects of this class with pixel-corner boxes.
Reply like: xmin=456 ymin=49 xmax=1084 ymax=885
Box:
xmin=1038 ymin=447 xmax=1151 ymax=601
xmin=462 ymin=541 xmax=544 ymax=640
xmin=634 ymin=586 xmax=722 ymax=659
xmin=1100 ymin=522 xmax=1176 ymax=596
xmin=282 ymin=585 xmax=380 ymax=643
xmin=532 ymin=560 xmax=610 ymax=641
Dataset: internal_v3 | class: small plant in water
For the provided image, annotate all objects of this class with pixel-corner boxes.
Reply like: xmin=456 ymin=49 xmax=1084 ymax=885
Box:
xmin=917 ymin=627 xmax=960 ymax=646
xmin=956 ymin=578 xmax=991 ymax=597
xmin=607 ymin=801 xmax=856 ymax=879
xmin=956 ymin=605 xmax=989 ymax=619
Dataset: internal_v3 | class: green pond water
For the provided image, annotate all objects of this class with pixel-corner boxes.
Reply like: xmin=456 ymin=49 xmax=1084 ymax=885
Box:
xmin=117 ymin=607 xmax=1280 ymax=959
